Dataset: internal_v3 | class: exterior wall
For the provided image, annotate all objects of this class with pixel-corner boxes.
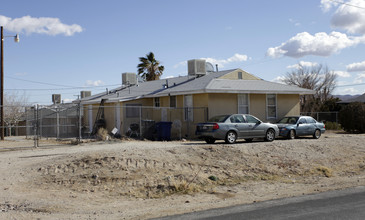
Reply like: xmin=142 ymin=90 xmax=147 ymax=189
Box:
xmin=208 ymin=93 xmax=237 ymax=118
xmin=218 ymin=69 xmax=260 ymax=80
xmin=81 ymin=92 xmax=301 ymax=140
xmin=122 ymin=98 xmax=151 ymax=135
xmin=277 ymin=94 xmax=300 ymax=119
xmin=103 ymin=103 xmax=115 ymax=132
xmin=249 ymin=94 xmax=266 ymax=121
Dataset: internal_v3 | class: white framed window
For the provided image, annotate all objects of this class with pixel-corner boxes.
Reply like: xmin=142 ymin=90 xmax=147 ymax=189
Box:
xmin=238 ymin=94 xmax=249 ymax=114
xmin=154 ymin=97 xmax=160 ymax=108
xmin=184 ymin=95 xmax=193 ymax=121
xmin=267 ymin=94 xmax=277 ymax=119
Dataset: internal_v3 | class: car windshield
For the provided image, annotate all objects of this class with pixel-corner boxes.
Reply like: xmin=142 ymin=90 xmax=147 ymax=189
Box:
xmin=277 ymin=117 xmax=299 ymax=124
xmin=208 ymin=115 xmax=229 ymax=122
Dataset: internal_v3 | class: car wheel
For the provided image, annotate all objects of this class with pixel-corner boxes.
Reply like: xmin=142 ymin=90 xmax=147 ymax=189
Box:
xmin=264 ymin=129 xmax=275 ymax=142
xmin=245 ymin=138 xmax=253 ymax=142
xmin=205 ymin=137 xmax=215 ymax=144
xmin=313 ymin=129 xmax=321 ymax=139
xmin=225 ymin=131 xmax=237 ymax=144
xmin=288 ymin=130 xmax=296 ymax=139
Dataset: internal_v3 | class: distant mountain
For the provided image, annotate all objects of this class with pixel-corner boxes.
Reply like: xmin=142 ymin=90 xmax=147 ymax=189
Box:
xmin=333 ymin=94 xmax=361 ymax=102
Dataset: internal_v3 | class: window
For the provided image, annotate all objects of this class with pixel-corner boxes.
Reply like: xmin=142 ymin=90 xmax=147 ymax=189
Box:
xmin=230 ymin=115 xmax=245 ymax=123
xmin=126 ymin=104 xmax=141 ymax=118
xmin=154 ymin=97 xmax=160 ymax=108
xmin=238 ymin=94 xmax=249 ymax=114
xmin=298 ymin=118 xmax=307 ymax=124
xmin=307 ymin=117 xmax=316 ymax=123
xmin=267 ymin=94 xmax=277 ymax=119
xmin=238 ymin=72 xmax=243 ymax=79
xmin=170 ymin=96 xmax=176 ymax=108
xmin=184 ymin=95 xmax=193 ymax=121
xmin=245 ymin=115 xmax=260 ymax=124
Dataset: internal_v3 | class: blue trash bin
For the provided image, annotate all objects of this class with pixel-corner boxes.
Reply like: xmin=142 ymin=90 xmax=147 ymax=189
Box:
xmin=155 ymin=122 xmax=172 ymax=141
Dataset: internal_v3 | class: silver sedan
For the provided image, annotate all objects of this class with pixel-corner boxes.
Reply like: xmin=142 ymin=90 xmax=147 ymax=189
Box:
xmin=196 ymin=114 xmax=279 ymax=144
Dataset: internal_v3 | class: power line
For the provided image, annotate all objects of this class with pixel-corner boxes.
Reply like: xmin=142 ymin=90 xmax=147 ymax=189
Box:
xmin=328 ymin=0 xmax=365 ymax=10
xmin=6 ymin=76 xmax=77 ymax=88
xmin=337 ymin=82 xmax=365 ymax=87
xmin=5 ymin=84 xmax=121 ymax=91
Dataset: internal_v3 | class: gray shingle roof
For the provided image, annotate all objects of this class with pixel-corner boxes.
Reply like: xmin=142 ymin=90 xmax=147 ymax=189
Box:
xmin=79 ymin=69 xmax=314 ymax=104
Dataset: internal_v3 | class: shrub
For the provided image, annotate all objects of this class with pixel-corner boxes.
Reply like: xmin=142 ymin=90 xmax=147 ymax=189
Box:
xmin=339 ymin=102 xmax=365 ymax=133
xmin=324 ymin=121 xmax=342 ymax=130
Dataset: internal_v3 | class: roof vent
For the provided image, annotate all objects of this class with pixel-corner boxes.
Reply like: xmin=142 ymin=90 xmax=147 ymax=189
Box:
xmin=80 ymin=91 xmax=91 ymax=99
xmin=188 ymin=59 xmax=206 ymax=76
xmin=52 ymin=94 xmax=61 ymax=104
xmin=122 ymin=72 xmax=137 ymax=86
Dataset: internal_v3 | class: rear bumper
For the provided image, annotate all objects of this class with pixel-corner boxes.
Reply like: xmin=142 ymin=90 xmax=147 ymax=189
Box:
xmin=196 ymin=130 xmax=225 ymax=140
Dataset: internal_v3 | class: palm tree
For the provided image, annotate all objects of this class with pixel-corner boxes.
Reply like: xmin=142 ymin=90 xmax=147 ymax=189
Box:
xmin=137 ymin=52 xmax=164 ymax=81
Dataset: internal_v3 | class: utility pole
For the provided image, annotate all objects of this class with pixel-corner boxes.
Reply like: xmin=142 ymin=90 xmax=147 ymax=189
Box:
xmin=1 ymin=26 xmax=4 ymax=140
xmin=1 ymin=26 xmax=19 ymax=140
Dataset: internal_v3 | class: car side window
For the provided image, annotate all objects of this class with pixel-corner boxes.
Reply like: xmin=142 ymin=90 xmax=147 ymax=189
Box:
xmin=246 ymin=115 xmax=259 ymax=124
xmin=230 ymin=115 xmax=245 ymax=123
xmin=298 ymin=118 xmax=307 ymax=124
xmin=307 ymin=118 xmax=316 ymax=123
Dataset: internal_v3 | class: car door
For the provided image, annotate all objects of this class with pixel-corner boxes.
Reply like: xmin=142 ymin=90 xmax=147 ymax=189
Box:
xmin=296 ymin=118 xmax=310 ymax=136
xmin=229 ymin=115 xmax=251 ymax=138
xmin=306 ymin=117 xmax=317 ymax=135
xmin=245 ymin=115 xmax=265 ymax=137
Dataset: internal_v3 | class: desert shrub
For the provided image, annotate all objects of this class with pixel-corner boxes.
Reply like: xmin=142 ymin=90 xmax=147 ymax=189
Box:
xmin=339 ymin=102 xmax=365 ymax=133
xmin=325 ymin=121 xmax=342 ymax=130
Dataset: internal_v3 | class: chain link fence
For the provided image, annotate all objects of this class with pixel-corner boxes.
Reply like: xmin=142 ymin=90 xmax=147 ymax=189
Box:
xmin=300 ymin=112 xmax=339 ymax=123
xmin=1 ymin=103 xmax=208 ymax=149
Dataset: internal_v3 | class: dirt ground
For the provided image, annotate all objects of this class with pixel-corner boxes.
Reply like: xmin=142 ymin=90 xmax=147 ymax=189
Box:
xmin=1 ymin=131 xmax=365 ymax=219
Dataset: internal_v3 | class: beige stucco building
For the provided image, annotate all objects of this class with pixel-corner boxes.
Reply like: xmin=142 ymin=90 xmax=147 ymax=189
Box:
xmin=78 ymin=60 xmax=314 ymax=139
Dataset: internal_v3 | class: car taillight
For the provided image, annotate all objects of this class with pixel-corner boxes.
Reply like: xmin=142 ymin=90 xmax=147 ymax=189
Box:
xmin=213 ymin=123 xmax=219 ymax=130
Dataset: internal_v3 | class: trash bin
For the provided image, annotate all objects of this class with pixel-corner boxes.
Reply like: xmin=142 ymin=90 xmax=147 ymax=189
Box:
xmin=155 ymin=121 xmax=172 ymax=141
xmin=142 ymin=120 xmax=155 ymax=140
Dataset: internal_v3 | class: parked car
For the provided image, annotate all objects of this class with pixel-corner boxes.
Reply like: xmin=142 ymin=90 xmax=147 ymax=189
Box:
xmin=196 ymin=114 xmax=279 ymax=144
xmin=276 ymin=116 xmax=325 ymax=139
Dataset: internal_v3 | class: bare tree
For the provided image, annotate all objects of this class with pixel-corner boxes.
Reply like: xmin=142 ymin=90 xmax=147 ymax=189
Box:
xmin=3 ymin=92 xmax=29 ymax=136
xmin=282 ymin=64 xmax=337 ymax=112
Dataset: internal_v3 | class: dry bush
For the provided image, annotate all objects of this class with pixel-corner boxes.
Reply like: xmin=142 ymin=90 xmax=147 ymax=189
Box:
xmin=96 ymin=128 xmax=110 ymax=141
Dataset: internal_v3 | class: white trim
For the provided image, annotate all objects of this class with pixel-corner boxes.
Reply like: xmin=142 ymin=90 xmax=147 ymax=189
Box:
xmin=266 ymin=94 xmax=277 ymax=119
xmin=183 ymin=95 xmax=193 ymax=122
xmin=238 ymin=94 xmax=250 ymax=114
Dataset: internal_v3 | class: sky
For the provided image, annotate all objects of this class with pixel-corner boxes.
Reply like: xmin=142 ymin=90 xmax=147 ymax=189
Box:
xmin=1 ymin=0 xmax=365 ymax=105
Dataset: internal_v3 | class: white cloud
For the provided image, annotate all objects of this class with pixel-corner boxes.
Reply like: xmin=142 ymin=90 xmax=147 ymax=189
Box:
xmin=320 ymin=0 xmax=339 ymax=12
xmin=289 ymin=18 xmax=301 ymax=26
xmin=267 ymin=31 xmax=365 ymax=58
xmin=174 ymin=53 xmax=250 ymax=69
xmin=287 ymin=61 xmax=318 ymax=69
xmin=342 ymin=87 xmax=359 ymax=94
xmin=202 ymin=53 xmax=250 ymax=68
xmin=330 ymin=0 xmax=365 ymax=34
xmin=271 ymin=76 xmax=286 ymax=83
xmin=173 ymin=61 xmax=186 ymax=69
xmin=347 ymin=60 xmax=365 ymax=72
xmin=85 ymin=80 xmax=104 ymax=86
xmin=354 ymin=73 xmax=365 ymax=83
xmin=334 ymin=70 xmax=351 ymax=78
xmin=0 ymin=15 xmax=83 ymax=36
